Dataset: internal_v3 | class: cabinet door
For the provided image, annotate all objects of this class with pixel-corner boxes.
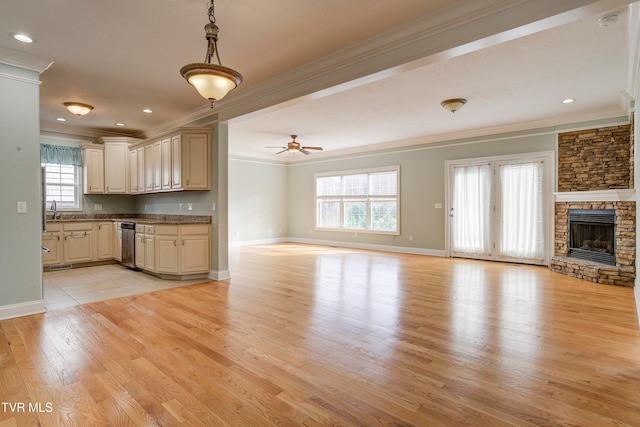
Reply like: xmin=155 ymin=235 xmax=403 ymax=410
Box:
xmin=64 ymin=231 xmax=94 ymax=263
xmin=130 ymin=149 xmax=138 ymax=193
xmin=42 ymin=232 xmax=62 ymax=266
xmin=135 ymin=233 xmax=145 ymax=268
xmin=137 ymin=147 xmax=145 ymax=194
xmin=144 ymin=144 xmax=154 ymax=192
xmin=97 ymin=222 xmax=113 ymax=260
xmin=144 ymin=234 xmax=155 ymax=271
xmin=83 ymin=148 xmax=104 ymax=194
xmin=105 ymin=143 xmax=128 ymax=194
xmin=156 ymin=235 xmax=179 ymax=273
xmin=171 ymin=135 xmax=182 ymax=189
xmin=161 ymin=138 xmax=172 ymax=190
xmin=180 ymin=234 xmax=209 ymax=273
xmin=182 ymin=133 xmax=210 ymax=190
xmin=153 ymin=141 xmax=162 ymax=192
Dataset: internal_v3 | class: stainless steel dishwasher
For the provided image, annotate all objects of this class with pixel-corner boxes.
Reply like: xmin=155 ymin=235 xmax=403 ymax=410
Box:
xmin=121 ymin=222 xmax=137 ymax=269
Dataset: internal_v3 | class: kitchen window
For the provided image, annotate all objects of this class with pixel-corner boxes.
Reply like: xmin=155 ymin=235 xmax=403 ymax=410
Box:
xmin=43 ymin=163 xmax=82 ymax=210
xmin=315 ymin=166 xmax=399 ymax=234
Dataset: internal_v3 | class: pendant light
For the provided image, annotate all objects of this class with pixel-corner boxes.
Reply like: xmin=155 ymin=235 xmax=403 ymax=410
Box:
xmin=180 ymin=0 xmax=243 ymax=108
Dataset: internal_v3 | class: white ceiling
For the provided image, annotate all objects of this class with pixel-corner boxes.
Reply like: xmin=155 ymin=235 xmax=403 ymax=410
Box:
xmin=1 ymin=0 xmax=636 ymax=161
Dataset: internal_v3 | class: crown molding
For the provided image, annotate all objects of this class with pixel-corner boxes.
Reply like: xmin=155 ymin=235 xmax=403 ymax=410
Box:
xmin=0 ymin=46 xmax=53 ymax=73
xmin=210 ymin=0 xmax=633 ymax=124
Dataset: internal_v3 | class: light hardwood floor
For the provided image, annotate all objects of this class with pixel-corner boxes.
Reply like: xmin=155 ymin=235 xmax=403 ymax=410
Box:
xmin=2 ymin=243 xmax=640 ymax=426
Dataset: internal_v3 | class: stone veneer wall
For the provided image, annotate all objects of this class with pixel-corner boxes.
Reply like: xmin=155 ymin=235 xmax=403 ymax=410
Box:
xmin=557 ymin=124 xmax=632 ymax=192
xmin=550 ymin=201 xmax=635 ymax=286
xmin=552 ymin=121 xmax=635 ymax=286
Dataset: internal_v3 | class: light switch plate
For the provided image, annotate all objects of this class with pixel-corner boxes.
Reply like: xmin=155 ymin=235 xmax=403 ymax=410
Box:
xmin=17 ymin=201 xmax=27 ymax=213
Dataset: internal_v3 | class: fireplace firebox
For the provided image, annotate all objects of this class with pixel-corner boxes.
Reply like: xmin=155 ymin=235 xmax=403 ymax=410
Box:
xmin=568 ymin=209 xmax=615 ymax=265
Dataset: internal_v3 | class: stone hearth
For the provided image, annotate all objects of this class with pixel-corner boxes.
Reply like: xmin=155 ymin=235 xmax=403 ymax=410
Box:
xmin=550 ymin=198 xmax=635 ymax=286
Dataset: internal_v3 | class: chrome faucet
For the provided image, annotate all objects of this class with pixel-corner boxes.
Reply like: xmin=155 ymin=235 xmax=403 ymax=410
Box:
xmin=51 ymin=200 xmax=60 ymax=220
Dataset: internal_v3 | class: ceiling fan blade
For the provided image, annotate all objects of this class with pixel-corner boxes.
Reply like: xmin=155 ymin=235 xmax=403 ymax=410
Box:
xmin=266 ymin=146 xmax=286 ymax=148
xmin=299 ymin=148 xmax=312 ymax=155
xmin=302 ymin=146 xmax=323 ymax=150
xmin=275 ymin=149 xmax=287 ymax=154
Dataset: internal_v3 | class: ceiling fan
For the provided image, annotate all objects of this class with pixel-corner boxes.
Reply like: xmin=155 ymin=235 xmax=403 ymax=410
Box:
xmin=267 ymin=135 xmax=323 ymax=155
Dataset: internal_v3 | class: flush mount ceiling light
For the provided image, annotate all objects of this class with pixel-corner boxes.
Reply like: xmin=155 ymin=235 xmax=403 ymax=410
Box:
xmin=441 ymin=98 xmax=467 ymax=113
xmin=180 ymin=0 xmax=243 ymax=108
xmin=64 ymin=102 xmax=93 ymax=116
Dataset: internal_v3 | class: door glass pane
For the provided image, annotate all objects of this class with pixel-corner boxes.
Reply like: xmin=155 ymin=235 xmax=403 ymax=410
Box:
xmin=450 ymin=164 xmax=492 ymax=256
xmin=498 ymin=161 xmax=544 ymax=261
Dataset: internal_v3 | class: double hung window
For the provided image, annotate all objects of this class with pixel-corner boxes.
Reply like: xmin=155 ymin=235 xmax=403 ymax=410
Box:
xmin=315 ymin=166 xmax=399 ymax=234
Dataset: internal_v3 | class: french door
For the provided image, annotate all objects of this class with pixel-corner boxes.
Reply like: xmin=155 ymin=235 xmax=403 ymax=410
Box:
xmin=447 ymin=153 xmax=552 ymax=265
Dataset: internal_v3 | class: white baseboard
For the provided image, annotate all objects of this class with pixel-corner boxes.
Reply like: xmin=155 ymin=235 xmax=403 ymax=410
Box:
xmin=208 ymin=269 xmax=231 ymax=281
xmin=229 ymin=237 xmax=288 ymax=247
xmin=232 ymin=237 xmax=445 ymax=257
xmin=0 ymin=300 xmax=46 ymax=320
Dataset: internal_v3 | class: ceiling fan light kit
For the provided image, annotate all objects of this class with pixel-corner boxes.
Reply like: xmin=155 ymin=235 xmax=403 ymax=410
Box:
xmin=64 ymin=102 xmax=93 ymax=116
xmin=441 ymin=98 xmax=467 ymax=113
xmin=180 ymin=0 xmax=243 ymax=108
xmin=268 ymin=135 xmax=323 ymax=155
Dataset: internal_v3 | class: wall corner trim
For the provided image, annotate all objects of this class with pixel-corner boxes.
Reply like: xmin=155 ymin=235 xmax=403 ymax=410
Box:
xmin=208 ymin=270 xmax=231 ymax=281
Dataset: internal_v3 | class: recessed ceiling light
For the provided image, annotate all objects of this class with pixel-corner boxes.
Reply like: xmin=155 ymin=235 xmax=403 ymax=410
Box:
xmin=56 ymin=117 xmax=67 ymax=122
xmin=562 ymin=98 xmax=575 ymax=104
xmin=142 ymin=108 xmax=153 ymax=114
xmin=13 ymin=34 xmax=33 ymax=43
xmin=115 ymin=122 xmax=126 ymax=127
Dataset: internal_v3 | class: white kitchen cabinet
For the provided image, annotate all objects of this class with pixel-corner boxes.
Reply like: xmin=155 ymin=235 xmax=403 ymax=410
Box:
xmin=161 ymin=137 xmax=172 ymax=190
xmin=144 ymin=144 xmax=154 ymax=192
xmin=82 ymin=145 xmax=104 ymax=194
xmin=135 ymin=226 xmax=146 ymax=268
xmin=171 ymin=134 xmax=182 ymax=189
xmin=128 ymin=127 xmax=210 ymax=194
xmin=137 ymin=147 xmax=145 ymax=194
xmin=103 ymin=142 xmax=129 ymax=193
xmin=153 ymin=141 xmax=162 ymax=192
xmin=42 ymin=223 xmax=63 ymax=266
xmin=182 ymin=131 xmax=210 ymax=190
xmin=63 ymin=223 xmax=94 ymax=263
xmin=143 ymin=225 xmax=156 ymax=271
xmin=179 ymin=224 xmax=210 ymax=273
xmin=155 ymin=225 xmax=179 ymax=274
xmin=97 ymin=222 xmax=113 ymax=260
xmin=130 ymin=149 xmax=138 ymax=194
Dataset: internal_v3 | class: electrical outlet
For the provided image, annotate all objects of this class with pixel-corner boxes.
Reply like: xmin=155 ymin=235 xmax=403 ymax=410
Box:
xmin=94 ymin=204 xmax=102 ymax=211
xmin=187 ymin=203 xmax=193 ymax=211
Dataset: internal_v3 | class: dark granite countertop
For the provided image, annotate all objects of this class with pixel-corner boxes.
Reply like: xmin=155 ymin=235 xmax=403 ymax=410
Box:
xmin=46 ymin=214 xmax=211 ymax=225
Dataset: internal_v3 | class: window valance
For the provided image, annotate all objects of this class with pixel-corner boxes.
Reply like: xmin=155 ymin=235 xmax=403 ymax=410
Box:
xmin=40 ymin=144 xmax=83 ymax=167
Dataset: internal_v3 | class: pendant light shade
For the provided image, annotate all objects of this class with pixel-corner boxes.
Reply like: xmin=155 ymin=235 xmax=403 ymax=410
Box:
xmin=180 ymin=2 xmax=243 ymax=108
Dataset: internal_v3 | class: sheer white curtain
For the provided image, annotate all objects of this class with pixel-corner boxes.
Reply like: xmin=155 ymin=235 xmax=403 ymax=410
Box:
xmin=498 ymin=161 xmax=544 ymax=261
xmin=451 ymin=164 xmax=492 ymax=256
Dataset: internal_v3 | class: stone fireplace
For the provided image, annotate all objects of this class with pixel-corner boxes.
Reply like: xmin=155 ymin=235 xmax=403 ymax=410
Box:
xmin=550 ymin=123 xmax=636 ymax=286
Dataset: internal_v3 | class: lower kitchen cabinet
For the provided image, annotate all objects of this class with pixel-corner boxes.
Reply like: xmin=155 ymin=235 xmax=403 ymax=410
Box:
xmin=43 ymin=220 xmax=210 ymax=279
xmin=180 ymin=225 xmax=210 ymax=273
xmin=42 ymin=224 xmax=63 ymax=266
xmin=97 ymin=222 xmax=113 ymax=260
xmin=136 ymin=224 xmax=210 ymax=277
xmin=63 ymin=224 xmax=94 ymax=263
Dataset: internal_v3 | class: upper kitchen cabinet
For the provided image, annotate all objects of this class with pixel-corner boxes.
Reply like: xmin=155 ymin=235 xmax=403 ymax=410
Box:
xmin=82 ymin=145 xmax=104 ymax=194
xmin=98 ymin=137 xmax=142 ymax=194
xmin=83 ymin=137 xmax=141 ymax=195
xmin=129 ymin=127 xmax=211 ymax=194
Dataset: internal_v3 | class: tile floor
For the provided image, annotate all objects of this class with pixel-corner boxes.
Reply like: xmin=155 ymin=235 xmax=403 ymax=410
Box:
xmin=43 ymin=264 xmax=209 ymax=310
